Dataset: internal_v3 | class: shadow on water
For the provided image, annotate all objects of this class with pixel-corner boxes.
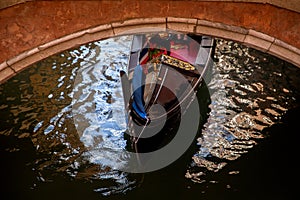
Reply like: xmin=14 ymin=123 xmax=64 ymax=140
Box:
xmin=0 ymin=35 xmax=300 ymax=200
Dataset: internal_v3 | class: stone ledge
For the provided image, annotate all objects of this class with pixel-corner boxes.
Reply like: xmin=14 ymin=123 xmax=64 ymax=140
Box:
xmin=6 ymin=47 xmax=40 ymax=67
xmin=273 ymin=39 xmax=300 ymax=55
xmin=0 ymin=67 xmax=15 ymax=84
xmin=87 ymin=24 xmax=113 ymax=34
xmin=244 ymin=30 xmax=275 ymax=52
xmin=268 ymin=39 xmax=300 ymax=67
xmin=112 ymin=18 xmax=166 ymax=27
xmin=167 ymin=17 xmax=198 ymax=33
xmin=0 ymin=61 xmax=8 ymax=71
xmin=196 ymin=19 xmax=248 ymax=42
xmin=112 ymin=18 xmax=167 ymax=35
xmin=198 ymin=20 xmax=248 ymax=35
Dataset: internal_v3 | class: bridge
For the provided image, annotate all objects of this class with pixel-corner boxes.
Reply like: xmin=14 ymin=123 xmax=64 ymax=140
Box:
xmin=0 ymin=0 xmax=299 ymax=83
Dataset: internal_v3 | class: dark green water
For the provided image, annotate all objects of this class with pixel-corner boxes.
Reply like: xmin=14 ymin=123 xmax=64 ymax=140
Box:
xmin=0 ymin=36 xmax=300 ymax=200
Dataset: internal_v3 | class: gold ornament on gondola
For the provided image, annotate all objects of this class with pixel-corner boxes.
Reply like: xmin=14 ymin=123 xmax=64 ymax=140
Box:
xmin=151 ymin=54 xmax=195 ymax=71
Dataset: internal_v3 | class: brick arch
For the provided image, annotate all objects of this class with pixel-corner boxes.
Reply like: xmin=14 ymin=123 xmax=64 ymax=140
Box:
xmin=0 ymin=0 xmax=300 ymax=83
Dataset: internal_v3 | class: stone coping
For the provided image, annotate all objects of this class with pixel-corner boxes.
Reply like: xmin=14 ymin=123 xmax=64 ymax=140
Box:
xmin=1 ymin=17 xmax=300 ymax=83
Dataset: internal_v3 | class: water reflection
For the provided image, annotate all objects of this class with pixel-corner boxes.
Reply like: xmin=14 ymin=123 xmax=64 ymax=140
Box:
xmin=186 ymin=40 xmax=300 ymax=183
xmin=0 ymin=35 xmax=300 ymax=199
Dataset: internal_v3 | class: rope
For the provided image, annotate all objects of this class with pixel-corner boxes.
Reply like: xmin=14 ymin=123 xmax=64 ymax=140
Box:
xmin=134 ymin=117 xmax=150 ymax=144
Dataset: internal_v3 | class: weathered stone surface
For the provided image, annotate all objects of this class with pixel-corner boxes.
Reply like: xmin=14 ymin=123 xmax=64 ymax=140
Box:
xmin=112 ymin=18 xmax=166 ymax=35
xmin=0 ymin=62 xmax=8 ymax=71
xmin=196 ymin=20 xmax=247 ymax=43
xmin=167 ymin=17 xmax=197 ymax=33
xmin=2 ymin=0 xmax=300 ymax=13
xmin=269 ymin=40 xmax=300 ymax=67
xmin=0 ymin=67 xmax=15 ymax=84
xmin=244 ymin=30 xmax=274 ymax=52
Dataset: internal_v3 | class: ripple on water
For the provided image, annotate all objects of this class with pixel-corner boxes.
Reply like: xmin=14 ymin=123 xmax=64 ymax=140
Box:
xmin=0 ymin=36 xmax=300 ymax=198
xmin=186 ymin=39 xmax=300 ymax=183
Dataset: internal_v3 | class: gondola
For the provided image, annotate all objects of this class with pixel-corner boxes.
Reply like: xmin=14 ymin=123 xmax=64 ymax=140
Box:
xmin=120 ymin=32 xmax=215 ymax=153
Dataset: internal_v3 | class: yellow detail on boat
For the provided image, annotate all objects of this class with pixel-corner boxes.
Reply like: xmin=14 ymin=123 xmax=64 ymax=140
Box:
xmin=151 ymin=54 xmax=196 ymax=71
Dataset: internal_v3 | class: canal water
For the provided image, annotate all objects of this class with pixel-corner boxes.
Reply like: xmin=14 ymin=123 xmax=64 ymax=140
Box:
xmin=0 ymin=35 xmax=299 ymax=200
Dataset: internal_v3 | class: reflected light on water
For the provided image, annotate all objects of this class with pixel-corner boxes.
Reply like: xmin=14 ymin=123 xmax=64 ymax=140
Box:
xmin=0 ymin=35 xmax=300 ymax=199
